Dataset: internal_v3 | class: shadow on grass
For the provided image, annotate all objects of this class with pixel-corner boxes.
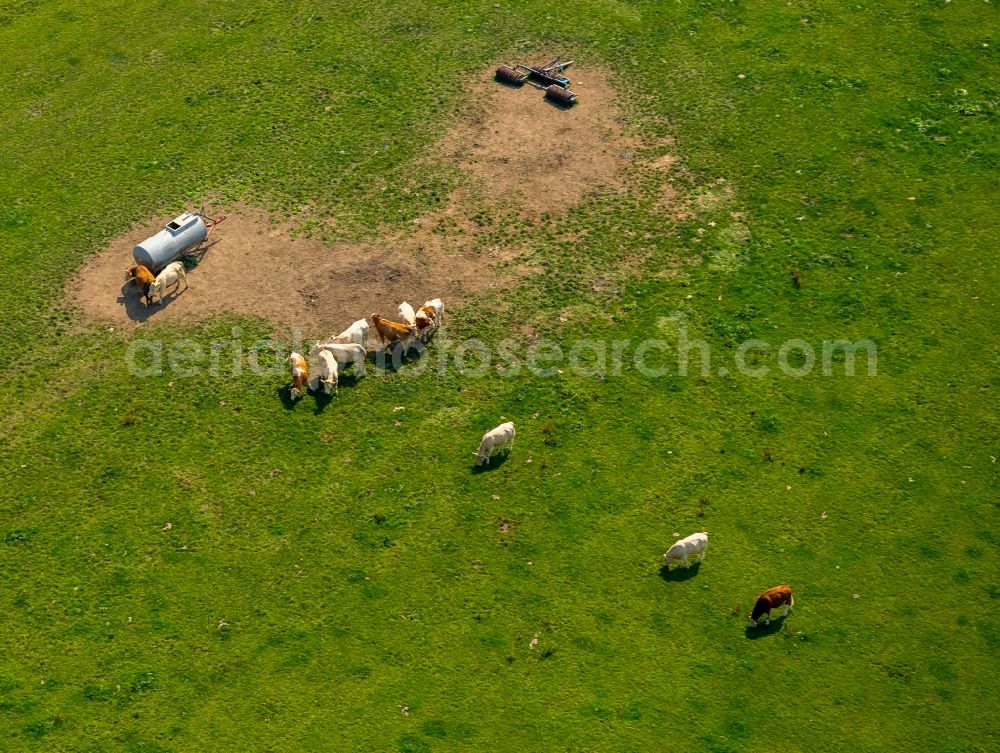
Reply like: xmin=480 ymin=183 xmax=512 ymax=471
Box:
xmin=370 ymin=344 xmax=425 ymax=375
xmin=744 ymin=615 xmax=789 ymax=639
xmin=337 ymin=372 xmax=365 ymax=390
xmin=659 ymin=561 xmax=702 ymax=583
xmin=275 ymin=386 xmax=301 ymax=410
xmin=310 ymin=387 xmax=336 ymax=415
xmin=281 ymin=372 xmax=379 ymax=412
xmin=308 ymin=370 xmax=370 ymax=413
xmin=471 ymin=451 xmax=512 ymax=474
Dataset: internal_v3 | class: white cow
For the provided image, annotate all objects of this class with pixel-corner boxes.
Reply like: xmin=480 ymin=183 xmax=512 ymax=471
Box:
xmin=475 ymin=421 xmax=515 ymax=466
xmin=309 ymin=349 xmax=339 ymax=395
xmin=312 ymin=342 xmax=367 ymax=377
xmin=662 ymin=532 xmax=708 ymax=569
xmin=329 ymin=318 xmax=369 ymax=346
xmin=147 ymin=261 xmax=188 ymax=304
xmin=398 ymin=301 xmax=416 ymax=327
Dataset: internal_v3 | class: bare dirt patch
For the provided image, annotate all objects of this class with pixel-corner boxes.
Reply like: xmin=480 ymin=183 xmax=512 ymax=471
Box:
xmin=438 ymin=66 xmax=630 ymax=213
xmin=71 ymin=204 xmax=515 ymax=336
xmin=69 ymin=66 xmax=682 ymax=334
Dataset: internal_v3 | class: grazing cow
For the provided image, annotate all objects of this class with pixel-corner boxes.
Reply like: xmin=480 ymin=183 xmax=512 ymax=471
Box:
xmin=371 ymin=313 xmax=416 ymax=349
xmin=328 ymin=318 xmax=369 ymax=346
xmin=310 ymin=349 xmax=339 ymax=395
xmin=414 ymin=298 xmax=444 ymax=342
xmin=147 ymin=261 xmax=188 ymax=304
xmin=124 ymin=264 xmax=156 ymax=307
xmin=312 ymin=342 xmax=367 ymax=377
xmin=397 ymin=301 xmax=416 ymax=327
xmin=662 ymin=532 xmax=708 ymax=569
xmin=287 ymin=351 xmax=309 ymax=400
xmin=475 ymin=421 xmax=515 ymax=466
xmin=749 ymin=584 xmax=794 ymax=627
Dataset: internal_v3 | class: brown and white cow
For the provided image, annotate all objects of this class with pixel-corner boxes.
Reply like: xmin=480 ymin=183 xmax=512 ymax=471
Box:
xmin=749 ymin=584 xmax=794 ymax=627
xmin=414 ymin=298 xmax=444 ymax=342
xmin=287 ymin=352 xmax=309 ymax=400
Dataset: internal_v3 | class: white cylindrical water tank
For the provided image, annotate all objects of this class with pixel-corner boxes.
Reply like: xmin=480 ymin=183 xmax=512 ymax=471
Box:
xmin=133 ymin=212 xmax=207 ymax=272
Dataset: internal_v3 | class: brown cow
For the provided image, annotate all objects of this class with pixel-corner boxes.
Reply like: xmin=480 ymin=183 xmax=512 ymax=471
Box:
xmin=749 ymin=584 xmax=794 ymax=627
xmin=124 ymin=264 xmax=156 ymax=307
xmin=371 ymin=313 xmax=416 ymax=349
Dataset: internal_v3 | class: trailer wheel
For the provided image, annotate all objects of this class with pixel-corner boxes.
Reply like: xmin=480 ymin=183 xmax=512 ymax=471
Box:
xmin=544 ymin=85 xmax=577 ymax=106
xmin=496 ymin=65 xmax=527 ymax=85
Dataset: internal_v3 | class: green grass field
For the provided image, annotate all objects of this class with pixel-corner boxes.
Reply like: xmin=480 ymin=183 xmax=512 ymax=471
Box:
xmin=1 ymin=1 xmax=998 ymax=750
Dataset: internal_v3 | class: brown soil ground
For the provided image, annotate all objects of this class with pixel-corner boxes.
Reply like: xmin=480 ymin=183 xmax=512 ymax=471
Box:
xmin=72 ymin=203 xmax=526 ymax=339
xmin=70 ymin=66 xmax=674 ymax=336
xmin=438 ymin=65 xmax=629 ymax=212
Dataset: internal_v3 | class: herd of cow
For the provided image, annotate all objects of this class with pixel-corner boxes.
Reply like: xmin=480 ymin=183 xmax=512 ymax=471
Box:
xmin=662 ymin=532 xmax=794 ymax=627
xmin=287 ymin=298 xmax=445 ymax=397
xmin=121 ymin=267 xmax=792 ymax=628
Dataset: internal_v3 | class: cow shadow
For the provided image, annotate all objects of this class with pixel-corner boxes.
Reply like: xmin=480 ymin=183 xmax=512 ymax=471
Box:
xmin=118 ymin=283 xmax=154 ymax=322
xmin=471 ymin=451 xmax=512 ymax=474
xmin=659 ymin=561 xmax=702 ymax=583
xmin=298 ymin=371 xmax=368 ymax=413
xmin=275 ymin=386 xmax=302 ymax=410
xmin=329 ymin=371 xmax=365 ymax=391
xmin=118 ymin=282 xmax=187 ymax=322
xmin=371 ymin=343 xmax=426 ymax=375
xmin=310 ymin=387 xmax=336 ymax=415
xmin=744 ymin=615 xmax=788 ymax=639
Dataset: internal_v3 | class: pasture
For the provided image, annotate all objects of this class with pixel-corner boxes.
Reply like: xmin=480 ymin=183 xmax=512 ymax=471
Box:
xmin=1 ymin=1 xmax=998 ymax=751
